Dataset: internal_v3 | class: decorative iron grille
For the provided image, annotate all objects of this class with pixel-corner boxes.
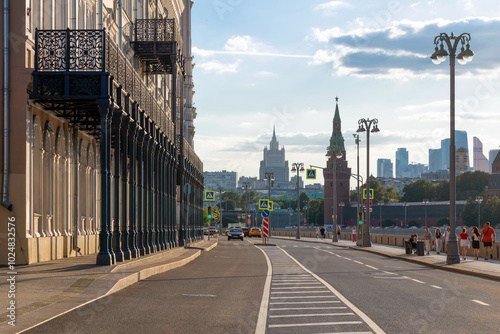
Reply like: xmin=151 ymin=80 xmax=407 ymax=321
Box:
xmin=135 ymin=19 xmax=175 ymax=42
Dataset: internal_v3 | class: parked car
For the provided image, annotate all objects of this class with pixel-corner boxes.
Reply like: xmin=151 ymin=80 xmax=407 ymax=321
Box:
xmin=227 ymin=227 xmax=244 ymax=241
xmin=203 ymin=227 xmax=209 ymax=235
xmin=210 ymin=227 xmax=218 ymax=235
xmin=241 ymin=227 xmax=250 ymax=237
xmin=249 ymin=227 xmax=262 ymax=238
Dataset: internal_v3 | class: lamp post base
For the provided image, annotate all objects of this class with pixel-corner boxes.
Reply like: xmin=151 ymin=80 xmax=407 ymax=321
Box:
xmin=446 ymin=240 xmax=461 ymax=264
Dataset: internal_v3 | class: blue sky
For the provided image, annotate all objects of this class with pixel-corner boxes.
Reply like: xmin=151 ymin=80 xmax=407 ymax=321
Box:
xmin=191 ymin=0 xmax=500 ymax=187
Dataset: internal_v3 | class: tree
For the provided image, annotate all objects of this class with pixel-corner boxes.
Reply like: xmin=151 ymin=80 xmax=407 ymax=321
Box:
xmin=482 ymin=196 xmax=500 ymax=227
xmin=437 ymin=218 xmax=449 ymax=227
xmin=456 ymin=171 xmax=490 ymax=200
xmin=299 ymin=192 xmax=310 ymax=212
xmin=461 ymin=197 xmax=481 ymax=227
xmin=435 ymin=181 xmax=449 ymax=201
xmin=307 ymin=198 xmax=324 ymax=226
xmin=381 ymin=219 xmax=396 ymax=228
xmin=408 ymin=220 xmax=419 ymax=227
xmin=401 ymin=179 xmax=436 ymax=202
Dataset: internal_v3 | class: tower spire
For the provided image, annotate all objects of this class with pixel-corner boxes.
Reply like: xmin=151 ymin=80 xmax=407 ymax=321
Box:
xmin=327 ymin=96 xmax=345 ymax=156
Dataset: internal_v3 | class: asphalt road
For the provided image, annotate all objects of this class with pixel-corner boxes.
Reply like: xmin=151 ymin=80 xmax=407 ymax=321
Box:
xmin=262 ymin=239 xmax=500 ymax=333
xmin=25 ymin=237 xmax=268 ymax=334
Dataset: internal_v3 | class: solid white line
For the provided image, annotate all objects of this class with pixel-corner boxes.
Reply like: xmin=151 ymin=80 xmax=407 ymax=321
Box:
xmin=411 ymin=279 xmax=425 ymax=284
xmin=270 ymin=301 xmax=340 ymax=305
xmin=268 ymin=321 xmax=363 ymax=328
xmin=365 ymin=265 xmax=378 ymax=270
xmin=272 ymin=286 xmax=324 ymax=290
xmin=277 ymin=246 xmax=386 ymax=334
xmin=430 ymin=285 xmax=443 ymax=289
xmin=270 ymin=306 xmax=347 ymax=311
xmin=272 ymin=282 xmax=322 ymax=286
xmin=353 ymin=260 xmax=364 ymax=265
xmin=472 ymin=299 xmax=490 ymax=306
xmin=269 ymin=312 xmax=354 ymax=318
xmin=271 ymin=296 xmax=338 ymax=299
xmin=271 ymin=290 xmax=328 ymax=294
xmin=255 ymin=246 xmax=273 ymax=334
xmin=373 ymin=276 xmax=405 ymax=279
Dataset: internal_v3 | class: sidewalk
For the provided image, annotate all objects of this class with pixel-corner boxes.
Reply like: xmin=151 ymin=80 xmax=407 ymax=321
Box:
xmin=1 ymin=238 xmax=218 ymax=334
xmin=272 ymin=236 xmax=500 ymax=282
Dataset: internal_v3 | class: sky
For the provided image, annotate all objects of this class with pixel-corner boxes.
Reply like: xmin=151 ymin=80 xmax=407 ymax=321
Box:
xmin=190 ymin=0 xmax=500 ymax=188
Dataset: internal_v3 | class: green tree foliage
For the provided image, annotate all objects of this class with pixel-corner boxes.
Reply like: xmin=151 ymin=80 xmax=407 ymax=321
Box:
xmin=461 ymin=197 xmax=481 ymax=227
xmin=408 ymin=220 xmax=419 ymax=227
xmin=381 ymin=219 xmax=396 ymax=228
xmin=359 ymin=180 xmax=401 ymax=204
xmin=435 ymin=181 xmax=449 ymax=201
xmin=401 ymin=179 xmax=436 ymax=202
xmin=307 ymin=198 xmax=324 ymax=226
xmin=482 ymin=196 xmax=500 ymax=227
xmin=456 ymin=171 xmax=490 ymax=200
xmin=437 ymin=218 xmax=449 ymax=227
xmin=299 ymin=192 xmax=310 ymax=212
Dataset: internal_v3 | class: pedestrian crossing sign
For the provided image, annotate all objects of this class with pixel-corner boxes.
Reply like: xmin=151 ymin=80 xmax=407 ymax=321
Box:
xmin=204 ymin=190 xmax=215 ymax=201
xmin=306 ymin=169 xmax=316 ymax=179
xmin=268 ymin=201 xmax=274 ymax=212
xmin=259 ymin=199 xmax=269 ymax=210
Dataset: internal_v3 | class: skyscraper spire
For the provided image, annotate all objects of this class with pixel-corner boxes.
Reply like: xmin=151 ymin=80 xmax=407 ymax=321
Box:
xmin=327 ymin=97 xmax=345 ymax=156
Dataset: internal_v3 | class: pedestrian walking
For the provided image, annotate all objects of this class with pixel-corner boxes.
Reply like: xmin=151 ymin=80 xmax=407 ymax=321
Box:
xmin=480 ymin=221 xmax=496 ymax=260
xmin=470 ymin=226 xmax=480 ymax=260
xmin=424 ymin=227 xmax=432 ymax=255
xmin=315 ymin=226 xmax=319 ymax=239
xmin=337 ymin=226 xmax=341 ymax=239
xmin=320 ymin=226 xmax=325 ymax=239
xmin=443 ymin=226 xmax=450 ymax=253
xmin=351 ymin=226 xmax=356 ymax=242
xmin=459 ymin=227 xmax=469 ymax=260
xmin=434 ymin=228 xmax=442 ymax=254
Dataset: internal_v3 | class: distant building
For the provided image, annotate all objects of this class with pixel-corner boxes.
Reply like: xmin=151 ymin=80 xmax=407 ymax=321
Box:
xmin=204 ymin=171 xmax=238 ymax=191
xmin=489 ymin=149 xmax=500 ymax=173
xmin=377 ymin=159 xmax=393 ymax=178
xmin=395 ymin=148 xmax=409 ymax=178
xmin=290 ymin=175 xmax=304 ymax=189
xmin=429 ymin=148 xmax=442 ymax=172
xmin=440 ymin=130 xmax=469 ymax=171
xmin=323 ymin=98 xmax=351 ymax=227
xmin=456 ymin=148 xmax=469 ymax=174
xmin=403 ymin=163 xmax=428 ymax=178
xmin=473 ymin=137 xmax=489 ymax=172
xmin=259 ymin=126 xmax=289 ymax=184
xmin=486 ymin=151 xmax=500 ymax=199
xmin=237 ymin=176 xmax=264 ymax=190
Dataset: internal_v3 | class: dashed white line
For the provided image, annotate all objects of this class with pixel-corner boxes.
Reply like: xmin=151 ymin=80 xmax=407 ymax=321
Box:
xmin=472 ymin=299 xmax=490 ymax=306
xmin=411 ymin=279 xmax=425 ymax=284
xmin=365 ymin=265 xmax=378 ymax=270
xmin=343 ymin=257 xmax=352 ymax=260
xmin=430 ymin=285 xmax=443 ymax=289
xmin=353 ymin=260 xmax=364 ymax=265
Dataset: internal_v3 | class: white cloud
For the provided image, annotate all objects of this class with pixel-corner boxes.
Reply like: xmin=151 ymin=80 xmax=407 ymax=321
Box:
xmin=255 ymin=70 xmax=276 ymax=77
xmin=197 ymin=60 xmax=241 ymax=73
xmin=314 ymin=1 xmax=349 ymax=11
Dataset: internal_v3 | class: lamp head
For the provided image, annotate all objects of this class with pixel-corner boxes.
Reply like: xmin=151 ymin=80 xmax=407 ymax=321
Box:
xmin=371 ymin=124 xmax=380 ymax=133
xmin=457 ymin=43 xmax=474 ymax=64
xmin=291 ymin=166 xmax=296 ymax=172
xmin=356 ymin=124 xmax=366 ymax=133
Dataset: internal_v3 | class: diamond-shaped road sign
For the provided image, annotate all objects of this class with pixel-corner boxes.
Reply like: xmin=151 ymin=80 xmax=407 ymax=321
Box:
xmin=204 ymin=190 xmax=215 ymax=201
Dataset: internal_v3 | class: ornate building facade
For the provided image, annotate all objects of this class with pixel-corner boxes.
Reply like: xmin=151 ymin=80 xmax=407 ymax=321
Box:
xmin=0 ymin=0 xmax=203 ymax=265
xmin=323 ymin=99 xmax=351 ymax=226
xmin=259 ymin=127 xmax=289 ymax=184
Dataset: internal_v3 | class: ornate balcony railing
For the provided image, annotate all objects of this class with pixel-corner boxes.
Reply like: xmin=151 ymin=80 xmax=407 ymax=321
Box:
xmin=133 ymin=19 xmax=176 ymax=74
xmin=31 ymin=28 xmax=174 ymax=140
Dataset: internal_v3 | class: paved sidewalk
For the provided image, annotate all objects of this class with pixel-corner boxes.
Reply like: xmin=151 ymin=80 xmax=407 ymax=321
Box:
xmin=0 ymin=238 xmax=218 ymax=334
xmin=272 ymin=236 xmax=500 ymax=282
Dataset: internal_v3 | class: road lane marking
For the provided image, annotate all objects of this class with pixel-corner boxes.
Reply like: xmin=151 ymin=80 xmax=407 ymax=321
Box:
xmin=269 ymin=312 xmax=355 ymax=318
xmin=272 ymin=282 xmax=322 ymax=286
xmin=278 ymin=246 xmax=386 ymax=334
xmin=268 ymin=321 xmax=363 ymax=328
xmin=411 ymin=279 xmax=425 ymax=284
xmin=381 ymin=271 xmax=396 ymax=275
xmin=270 ymin=306 xmax=347 ymax=311
xmin=270 ymin=301 xmax=340 ymax=305
xmin=343 ymin=257 xmax=352 ymax=260
xmin=255 ymin=245 xmax=273 ymax=334
xmin=271 ymin=296 xmax=338 ymax=299
xmin=182 ymin=294 xmax=216 ymax=297
xmin=272 ymin=286 xmax=325 ymax=290
xmin=472 ymin=299 xmax=490 ymax=306
xmin=365 ymin=265 xmax=378 ymax=270
xmin=353 ymin=260 xmax=364 ymax=265
xmin=271 ymin=290 xmax=328 ymax=294
xmin=430 ymin=285 xmax=443 ymax=289
xmin=373 ymin=276 xmax=405 ymax=279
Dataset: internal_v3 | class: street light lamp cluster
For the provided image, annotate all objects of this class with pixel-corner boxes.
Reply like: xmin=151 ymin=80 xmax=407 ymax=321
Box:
xmin=431 ymin=32 xmax=474 ymax=265
xmin=291 ymin=162 xmax=304 ymax=239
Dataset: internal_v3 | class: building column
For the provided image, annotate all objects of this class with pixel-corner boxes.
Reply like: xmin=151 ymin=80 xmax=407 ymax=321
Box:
xmin=121 ymin=115 xmax=131 ymax=260
xmin=137 ymin=127 xmax=146 ymax=256
xmin=112 ymin=110 xmax=124 ymax=262
xmin=143 ymin=125 xmax=152 ymax=254
xmin=96 ymin=100 xmax=115 ymax=265
xmin=128 ymin=111 xmax=139 ymax=258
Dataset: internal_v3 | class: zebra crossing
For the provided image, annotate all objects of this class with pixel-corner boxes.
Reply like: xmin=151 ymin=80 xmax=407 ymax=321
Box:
xmin=259 ymin=246 xmax=384 ymax=334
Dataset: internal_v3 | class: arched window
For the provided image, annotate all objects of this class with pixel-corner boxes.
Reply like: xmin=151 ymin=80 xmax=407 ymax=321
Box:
xmin=43 ymin=122 xmax=55 ymax=237
xmin=33 ymin=116 xmax=43 ymax=237
xmin=79 ymin=139 xmax=87 ymax=234
xmin=55 ymin=128 xmax=67 ymax=236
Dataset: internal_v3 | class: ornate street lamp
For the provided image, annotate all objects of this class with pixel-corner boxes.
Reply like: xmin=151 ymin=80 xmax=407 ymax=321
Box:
xmin=431 ymin=32 xmax=474 ymax=264
xmin=476 ymin=196 xmax=483 ymax=228
xmin=264 ymin=172 xmax=274 ymax=243
xmin=357 ymin=118 xmax=380 ymax=247
xmin=291 ymin=162 xmax=305 ymax=239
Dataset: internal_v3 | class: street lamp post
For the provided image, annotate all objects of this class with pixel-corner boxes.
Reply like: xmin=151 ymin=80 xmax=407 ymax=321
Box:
xmin=339 ymin=202 xmax=345 ymax=227
xmin=476 ymin=196 xmax=483 ymax=228
xmin=242 ymin=181 xmax=250 ymax=228
xmin=217 ymin=186 xmax=224 ymax=234
xmin=291 ymin=162 xmax=304 ymax=239
xmin=431 ymin=32 xmax=474 ymax=264
xmin=332 ymin=151 xmax=343 ymax=242
xmin=353 ymin=134 xmax=362 ymax=245
xmin=264 ymin=172 xmax=274 ymax=243
xmin=404 ymin=203 xmax=408 ymax=228
xmin=423 ymin=198 xmax=429 ymax=228
xmin=379 ymin=202 xmax=383 ymax=227
xmin=356 ymin=118 xmax=380 ymax=247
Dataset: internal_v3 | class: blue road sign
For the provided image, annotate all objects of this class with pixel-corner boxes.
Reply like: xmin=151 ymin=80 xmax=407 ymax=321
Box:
xmin=262 ymin=209 xmax=270 ymax=218
xmin=204 ymin=190 xmax=215 ymax=201
xmin=306 ymin=169 xmax=317 ymax=179
xmin=259 ymin=199 xmax=269 ymax=210
xmin=363 ymin=188 xmax=374 ymax=199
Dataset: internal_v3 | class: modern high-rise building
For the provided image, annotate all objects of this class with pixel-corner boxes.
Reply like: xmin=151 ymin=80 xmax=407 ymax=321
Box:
xmin=473 ymin=137 xmax=489 ymax=172
xmin=323 ymin=98 xmax=350 ymax=227
xmin=429 ymin=148 xmax=442 ymax=172
xmin=204 ymin=171 xmax=237 ymax=191
xmin=437 ymin=130 xmax=469 ymax=171
xmin=259 ymin=126 xmax=289 ymax=183
xmin=489 ymin=149 xmax=500 ymax=173
xmin=395 ymin=148 xmax=409 ymax=178
xmin=456 ymin=148 xmax=469 ymax=173
xmin=377 ymin=159 xmax=393 ymax=178
xmin=0 ymin=1 xmax=204 ymax=265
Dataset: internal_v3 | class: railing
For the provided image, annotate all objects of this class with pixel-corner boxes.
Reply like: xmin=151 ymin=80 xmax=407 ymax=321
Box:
xmin=135 ymin=19 xmax=175 ymax=42
xmin=34 ymin=29 xmax=174 ymax=140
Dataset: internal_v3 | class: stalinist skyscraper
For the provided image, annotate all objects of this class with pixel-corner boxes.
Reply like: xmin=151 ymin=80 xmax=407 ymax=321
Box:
xmin=259 ymin=126 xmax=289 ymax=183
xmin=323 ymin=98 xmax=351 ymax=226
